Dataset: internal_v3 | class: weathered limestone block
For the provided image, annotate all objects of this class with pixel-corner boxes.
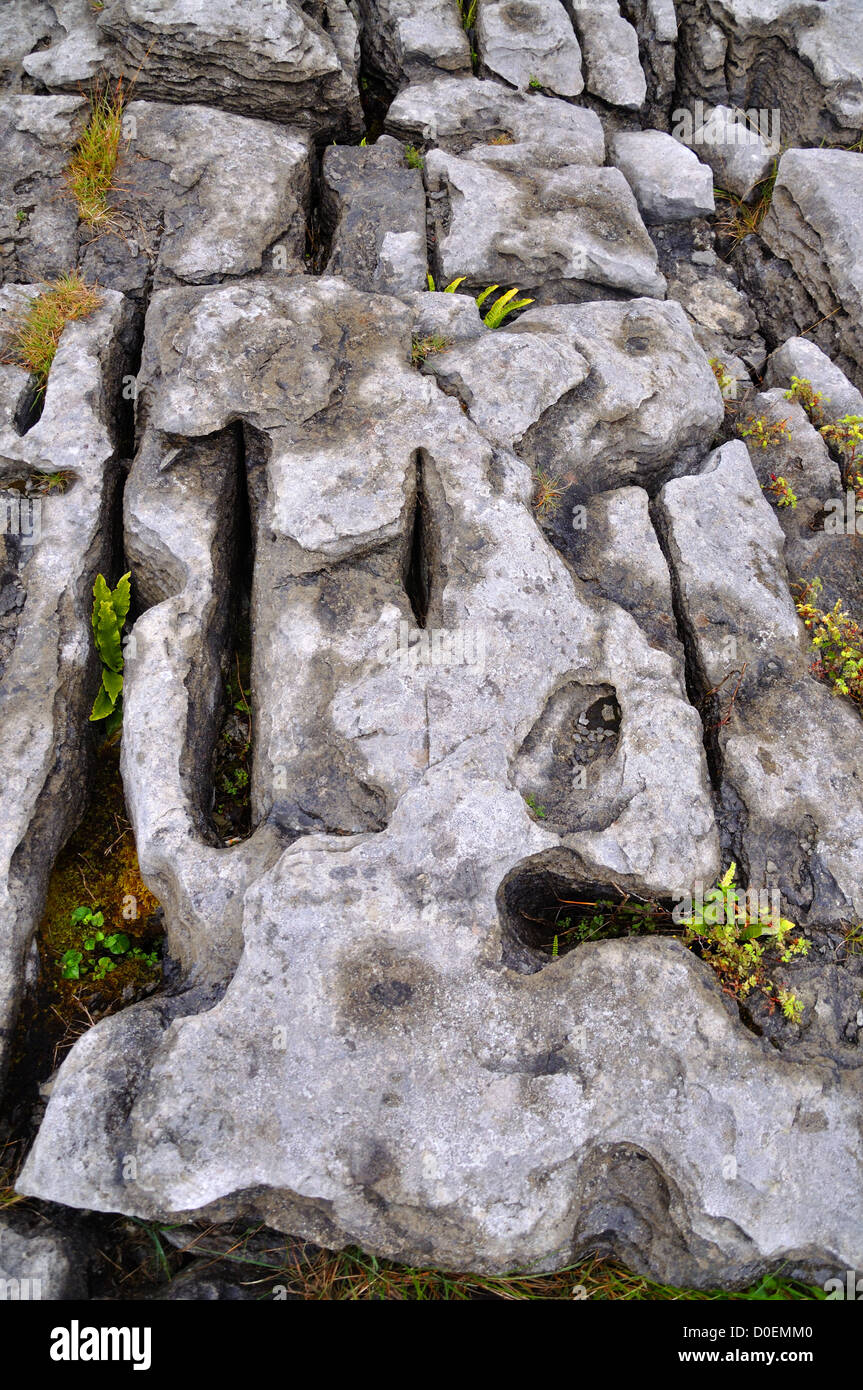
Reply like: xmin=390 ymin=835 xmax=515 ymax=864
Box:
xmin=21 ymin=0 xmax=111 ymax=91
xmin=764 ymin=338 xmax=863 ymax=424
xmin=386 ymin=74 xmax=605 ymax=167
xmin=0 ymin=1212 xmax=87 ymax=1300
xmin=619 ymin=0 xmax=678 ymax=124
xmin=657 ymin=440 xmax=863 ymax=927
xmin=0 ymin=0 xmax=58 ymax=93
xmin=486 ymin=298 xmax=725 ymax=494
xmin=676 ymin=0 xmax=863 ymax=148
xmin=322 ymin=136 xmax=427 ymax=294
xmin=47 ymin=281 xmax=863 ymax=1289
xmin=760 ymin=148 xmax=863 ymax=389
xmin=425 ymin=149 xmax=666 ymax=297
xmin=0 ymin=96 xmax=87 ymax=285
xmin=609 ymin=129 xmax=715 ymax=222
xmin=565 ymin=0 xmax=646 ymax=109
xmin=682 ymin=103 xmax=775 ymax=202
xmin=96 ymin=0 xmax=362 ymax=135
xmin=0 ymin=285 xmax=132 ymax=1083
xmin=81 ymin=101 xmax=312 ymax=297
xmin=476 ymin=0 xmax=584 ymax=97
xmin=355 ymin=0 xmax=471 ymax=86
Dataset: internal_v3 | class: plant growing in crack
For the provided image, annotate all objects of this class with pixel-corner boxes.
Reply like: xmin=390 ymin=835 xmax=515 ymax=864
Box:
xmin=90 ymin=571 xmax=130 ymax=736
xmin=795 ymin=577 xmax=863 ymax=712
xmin=763 ymin=474 xmax=798 ymax=508
xmin=404 ymin=144 xmax=424 ymax=171
xmin=60 ymin=904 xmax=159 ymax=981
xmin=65 ymin=78 xmax=126 ymax=230
xmin=411 ymin=333 xmax=451 ymax=367
xmin=532 ymin=468 xmax=564 ymax=516
xmin=476 ymin=284 xmax=534 ymax=328
xmin=737 ymin=414 xmax=792 ymax=449
xmin=784 ymin=375 xmax=828 ymax=429
xmin=523 ymin=793 xmax=547 ymax=819
xmin=1 ymin=272 xmax=102 ymax=393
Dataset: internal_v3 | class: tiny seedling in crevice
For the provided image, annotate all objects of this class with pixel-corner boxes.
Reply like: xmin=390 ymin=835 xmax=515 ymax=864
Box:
xmin=90 ymin=571 xmax=131 ymax=736
xmin=411 ymin=334 xmax=451 ymax=367
xmin=532 ymin=468 xmax=564 ymax=516
xmin=404 ymin=144 xmax=425 ymax=170
xmin=1 ymin=272 xmax=102 ymax=392
xmin=524 ymin=793 xmax=547 ymax=820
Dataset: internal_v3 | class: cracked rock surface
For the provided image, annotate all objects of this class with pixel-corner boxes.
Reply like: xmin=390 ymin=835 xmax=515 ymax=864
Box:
xmin=2 ymin=0 xmax=863 ymax=1296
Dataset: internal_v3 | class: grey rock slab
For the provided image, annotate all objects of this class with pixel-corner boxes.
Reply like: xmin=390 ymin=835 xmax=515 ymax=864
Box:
xmin=676 ymin=0 xmax=863 ymax=147
xmin=97 ymin=0 xmax=362 ymax=135
xmin=657 ymin=439 xmax=863 ymax=927
xmin=619 ymin=0 xmax=678 ymax=123
xmin=476 ymin=0 xmax=584 ymax=97
xmin=565 ymin=0 xmax=646 ymax=109
xmin=425 ymin=149 xmax=666 ymax=296
xmin=683 ymin=103 xmax=775 ymax=202
xmin=322 ymin=135 xmax=427 ymax=295
xmin=386 ymin=74 xmax=605 ymax=168
xmin=355 ymin=0 xmax=471 ymax=85
xmin=510 ymin=298 xmax=724 ymax=494
xmin=0 ymin=96 xmax=87 ymax=285
xmin=424 ymin=324 xmax=590 ymax=448
xmin=761 ymin=148 xmax=863 ymax=387
xmin=0 ymin=286 xmax=132 ymax=1084
xmin=81 ymin=101 xmax=312 ymax=296
xmin=764 ymin=337 xmax=863 ymax=424
xmin=0 ymin=0 xmax=58 ymax=93
xmin=0 ymin=1213 xmax=87 ymax=1299
xmin=21 ymin=0 xmax=112 ymax=91
xmin=18 ymin=786 xmax=863 ymax=1280
xmin=609 ymin=129 xmax=714 ymax=223
xmin=401 ymin=288 xmax=487 ymax=344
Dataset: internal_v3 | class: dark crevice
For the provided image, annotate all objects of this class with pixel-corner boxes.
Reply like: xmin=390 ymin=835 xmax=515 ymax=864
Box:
xmin=403 ymin=450 xmax=433 ymax=629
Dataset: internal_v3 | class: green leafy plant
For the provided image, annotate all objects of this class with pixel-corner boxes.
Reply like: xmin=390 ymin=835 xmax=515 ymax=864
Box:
xmin=795 ymin=577 xmax=863 ymax=710
xmin=411 ymin=333 xmax=451 ymax=366
xmin=784 ymin=375 xmax=827 ymax=429
xmin=426 ymin=273 xmax=466 ymax=292
xmin=15 ymin=209 xmax=27 ymax=225
xmin=476 ymin=283 xmax=534 ymax=328
xmin=737 ymin=414 xmax=792 ymax=449
xmin=528 ymin=76 xmax=543 ymax=90
xmin=524 ymin=793 xmax=547 ymax=820
xmin=763 ymin=473 xmax=797 ymax=508
xmin=404 ymin=144 xmax=424 ymax=170
xmin=456 ymin=0 xmax=477 ymax=29
xmin=820 ymin=413 xmax=863 ymax=496
xmin=679 ymin=863 xmax=809 ymax=1022
xmin=90 ymin=571 xmax=131 ymax=733
xmin=60 ymin=904 xmax=158 ymax=980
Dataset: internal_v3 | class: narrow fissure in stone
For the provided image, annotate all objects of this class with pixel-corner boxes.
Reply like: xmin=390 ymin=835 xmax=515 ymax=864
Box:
xmin=403 ymin=449 xmax=434 ymax=630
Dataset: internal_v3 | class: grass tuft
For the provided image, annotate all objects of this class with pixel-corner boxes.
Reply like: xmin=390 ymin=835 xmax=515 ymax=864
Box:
xmin=2 ymin=272 xmax=102 ymax=390
xmin=66 ymin=79 xmax=125 ymax=230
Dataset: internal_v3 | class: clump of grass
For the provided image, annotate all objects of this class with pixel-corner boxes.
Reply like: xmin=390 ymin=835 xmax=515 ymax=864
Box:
xmin=456 ymin=0 xmax=478 ymax=31
xmin=66 ymin=79 xmax=125 ymax=230
xmin=411 ymin=334 xmax=451 ymax=367
xmin=2 ymin=272 xmax=102 ymax=390
xmin=714 ymin=163 xmax=777 ymax=246
xmin=533 ymin=468 xmax=564 ymax=515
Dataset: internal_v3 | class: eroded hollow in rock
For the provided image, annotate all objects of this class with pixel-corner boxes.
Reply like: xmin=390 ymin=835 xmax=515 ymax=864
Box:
xmin=498 ymin=853 xmax=671 ymax=973
xmin=513 ymin=681 xmax=623 ymax=832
